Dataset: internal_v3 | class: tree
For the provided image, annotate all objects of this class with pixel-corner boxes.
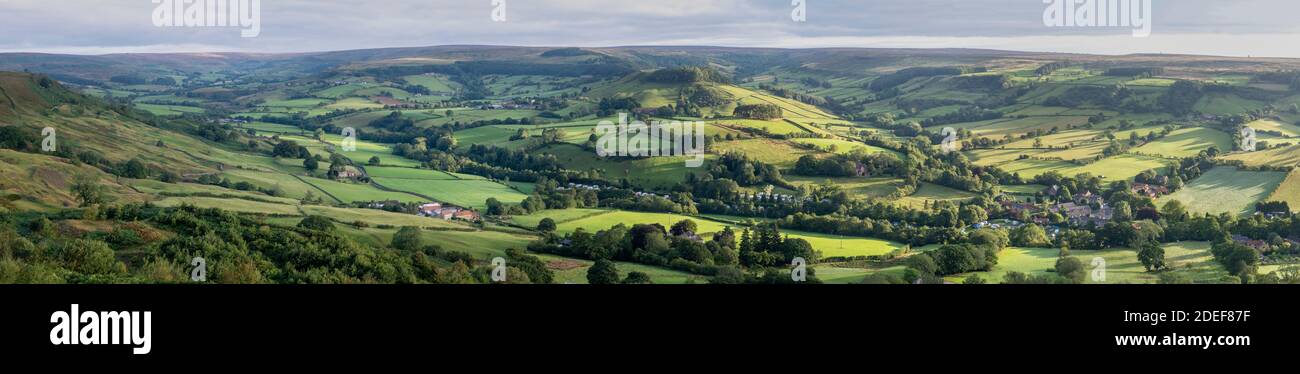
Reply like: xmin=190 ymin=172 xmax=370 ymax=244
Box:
xmin=963 ymin=274 xmax=987 ymax=285
xmin=1011 ymin=224 xmax=1051 ymax=247
xmin=622 ymin=271 xmax=652 ymax=284
xmin=711 ymin=265 xmax=746 ymax=284
xmin=1055 ymin=256 xmax=1086 ymax=283
xmin=906 ymin=254 xmax=938 ymax=275
xmin=1161 ymin=200 xmax=1188 ymax=222
xmin=303 ymin=156 xmax=319 ymax=171
xmin=587 ymin=259 xmax=620 ymax=285
xmin=1114 ymin=201 xmax=1134 ymax=222
xmin=670 ymin=220 xmax=698 ymax=236
xmin=537 ymin=218 xmax=557 ymax=233
xmin=120 ymin=158 xmax=150 ymax=179
xmin=70 ymin=173 xmax=108 ymax=207
xmin=368 ymin=156 xmax=381 ymax=165
xmin=391 ymin=226 xmax=423 ymax=251
xmin=1137 ymin=243 xmax=1167 ymax=272
xmin=297 ymin=215 xmax=335 ymax=232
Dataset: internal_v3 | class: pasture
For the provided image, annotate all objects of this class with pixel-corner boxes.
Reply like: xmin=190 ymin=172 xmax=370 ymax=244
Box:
xmin=1131 ymin=127 xmax=1232 ymax=158
xmin=373 ymin=177 xmax=527 ymax=210
xmin=1160 ymin=167 xmax=1286 ymax=216
xmin=944 ymin=242 xmax=1227 ymax=284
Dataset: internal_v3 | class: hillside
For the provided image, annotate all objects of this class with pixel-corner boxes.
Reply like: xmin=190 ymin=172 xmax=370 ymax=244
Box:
xmin=4 ymin=44 xmax=1300 ymax=285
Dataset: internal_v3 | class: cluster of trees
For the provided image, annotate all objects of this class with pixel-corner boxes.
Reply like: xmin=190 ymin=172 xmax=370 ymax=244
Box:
xmin=529 ymin=220 xmax=740 ymax=276
xmin=643 ymin=67 xmax=729 ymax=84
xmin=792 ymin=152 xmax=903 ymax=178
xmin=1044 ymin=84 xmax=1134 ymax=109
xmin=921 ymin=106 xmax=1003 ymax=127
xmin=707 ymin=152 xmax=788 ymax=187
xmin=868 ymin=67 xmax=974 ymax=91
xmin=0 ymin=204 xmax=555 ymax=284
xmin=731 ymin=104 xmax=783 ymax=120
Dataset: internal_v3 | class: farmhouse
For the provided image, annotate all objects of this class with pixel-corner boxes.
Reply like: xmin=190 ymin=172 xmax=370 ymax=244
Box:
xmin=1232 ymin=235 xmax=1270 ymax=251
xmin=369 ymin=200 xmax=401 ymax=209
xmin=416 ymin=202 xmax=481 ymax=222
xmin=418 ymin=203 xmax=443 ymax=216
xmin=1131 ymin=183 xmax=1169 ymax=198
xmin=1000 ymin=200 xmax=1042 ymax=215
xmin=1072 ymin=191 xmax=1104 ymax=206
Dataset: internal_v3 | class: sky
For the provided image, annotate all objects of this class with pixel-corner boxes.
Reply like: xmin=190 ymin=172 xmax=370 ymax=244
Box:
xmin=1 ymin=0 xmax=1298 ymax=57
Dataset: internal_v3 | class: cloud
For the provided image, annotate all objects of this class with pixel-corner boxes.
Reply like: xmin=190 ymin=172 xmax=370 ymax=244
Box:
xmin=0 ymin=0 xmax=1298 ymax=57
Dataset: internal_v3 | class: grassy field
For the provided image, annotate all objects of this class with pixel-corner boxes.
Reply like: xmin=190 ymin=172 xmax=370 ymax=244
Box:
xmin=897 ymin=183 xmax=977 ymax=209
xmin=1132 ymin=127 xmax=1233 ymax=158
xmin=1160 ymin=167 xmax=1286 ymax=216
xmin=999 ymin=154 xmax=1173 ymax=182
xmin=1247 ymin=119 xmax=1300 ymax=137
xmin=712 ymin=139 xmax=818 ymax=168
xmin=136 ymin=103 xmax=205 ymax=116
xmin=1220 ymin=143 xmax=1300 ymax=167
xmin=787 ymin=176 xmax=906 ymax=199
xmin=305 ymin=177 xmax=428 ymax=203
xmin=152 ymin=196 xmax=302 ymax=215
xmin=515 ymin=209 xmax=905 ymax=258
xmin=301 ymin=205 xmax=466 ymax=228
xmin=373 ymin=177 xmax=527 ymax=210
xmin=944 ymin=242 xmax=1227 ymax=284
xmin=540 ymin=144 xmax=705 ymax=189
xmin=712 ymin=119 xmax=808 ymax=135
xmin=791 ymin=138 xmax=901 ymax=157
xmin=1195 ymin=93 xmax=1268 ymax=116
xmin=1266 ymin=169 xmax=1300 ymax=212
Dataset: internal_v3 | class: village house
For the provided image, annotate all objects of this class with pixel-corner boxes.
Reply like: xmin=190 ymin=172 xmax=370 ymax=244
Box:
xmin=1000 ymin=200 xmax=1042 ymax=216
xmin=416 ymin=202 xmax=481 ymax=222
xmin=332 ymin=167 xmax=364 ymax=180
xmin=1232 ymin=235 xmax=1271 ymax=251
xmin=368 ymin=200 xmax=401 ymax=209
xmin=1072 ymin=191 xmax=1104 ymax=206
xmin=1131 ymin=183 xmax=1169 ymax=199
xmin=418 ymin=203 xmax=443 ymax=216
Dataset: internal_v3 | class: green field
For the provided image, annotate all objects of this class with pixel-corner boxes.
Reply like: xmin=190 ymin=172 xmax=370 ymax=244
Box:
xmin=713 ymin=139 xmax=817 ymax=168
xmin=944 ymin=242 xmax=1228 ymax=284
xmin=1160 ymin=167 xmax=1286 ymax=216
xmin=898 ymin=183 xmax=977 ymax=209
xmin=1247 ymin=119 xmax=1300 ymax=137
xmin=305 ymin=177 xmax=428 ymax=203
xmin=137 ymin=103 xmax=205 ymax=116
xmin=540 ymin=143 xmax=705 ymax=189
xmin=373 ymin=177 xmax=527 ymax=210
xmin=1220 ymin=143 xmax=1300 ymax=167
xmin=1131 ymin=127 xmax=1233 ymax=158
xmin=516 ymin=209 xmax=905 ymax=258
xmin=999 ymin=154 xmax=1173 ymax=182
xmin=1266 ymin=170 xmax=1300 ymax=212
xmin=787 ymin=176 xmax=905 ymax=199
xmin=791 ymin=138 xmax=901 ymax=157
xmin=1195 ymin=93 xmax=1268 ymax=116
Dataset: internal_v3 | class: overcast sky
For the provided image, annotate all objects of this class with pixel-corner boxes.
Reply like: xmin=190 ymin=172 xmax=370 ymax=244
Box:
xmin=1 ymin=0 xmax=1297 ymax=57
